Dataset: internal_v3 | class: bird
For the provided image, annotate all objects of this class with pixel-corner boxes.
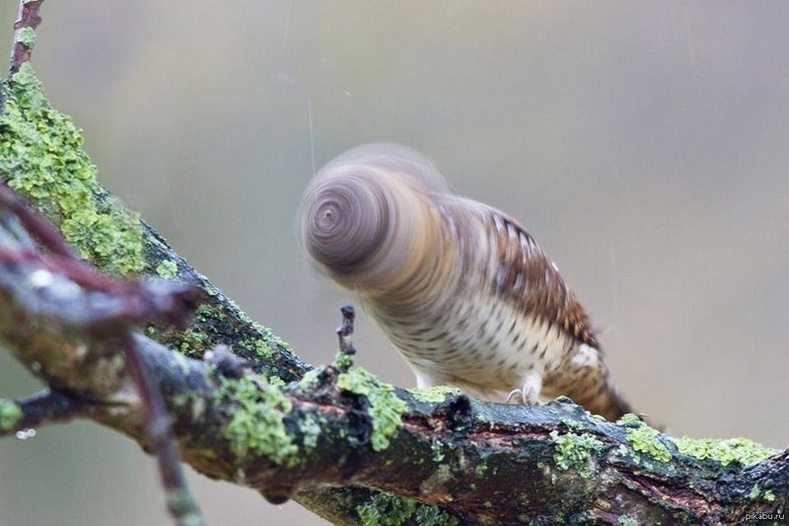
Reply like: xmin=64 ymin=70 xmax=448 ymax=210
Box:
xmin=299 ymin=143 xmax=637 ymax=421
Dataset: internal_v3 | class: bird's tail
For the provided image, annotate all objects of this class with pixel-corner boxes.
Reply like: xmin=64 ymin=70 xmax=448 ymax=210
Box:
xmin=543 ymin=347 xmax=644 ymax=424
xmin=565 ymin=375 xmax=635 ymax=422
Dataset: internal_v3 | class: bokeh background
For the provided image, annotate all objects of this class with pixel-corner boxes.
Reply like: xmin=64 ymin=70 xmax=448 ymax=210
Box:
xmin=1 ymin=1 xmax=788 ymax=525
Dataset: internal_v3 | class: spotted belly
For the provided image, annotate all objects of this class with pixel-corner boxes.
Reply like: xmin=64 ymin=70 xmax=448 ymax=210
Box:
xmin=370 ymin=291 xmax=575 ymax=400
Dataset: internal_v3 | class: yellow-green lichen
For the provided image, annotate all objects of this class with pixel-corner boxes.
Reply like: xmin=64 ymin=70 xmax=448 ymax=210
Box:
xmin=626 ymin=424 xmax=671 ymax=463
xmin=407 ymin=385 xmax=461 ymax=404
xmin=670 ymin=436 xmax=778 ymax=467
xmin=550 ymin=430 xmax=604 ymax=476
xmin=356 ymin=493 xmax=458 ymax=526
xmin=414 ymin=505 xmax=460 ymax=526
xmin=0 ymin=64 xmax=144 ymax=275
xmin=232 ymin=303 xmax=290 ymax=355
xmin=169 ymin=302 xmax=290 ymax=373
xmin=297 ymin=368 xmax=322 ymax=392
xmin=764 ymin=490 xmax=776 ymax=502
xmin=16 ymin=27 xmax=36 ymax=50
xmin=178 ymin=328 xmax=208 ymax=357
xmin=748 ymin=484 xmax=762 ymax=500
xmin=246 ymin=338 xmax=273 ymax=360
xmin=337 ymin=367 xmax=407 ymax=452
xmin=617 ymin=516 xmax=639 ymax=526
xmin=266 ymin=375 xmax=286 ymax=388
xmin=332 ymin=349 xmax=355 ymax=372
xmin=155 ymin=259 xmax=179 ymax=278
xmin=299 ymin=413 xmax=321 ymax=450
xmin=616 ymin=413 xmax=643 ymax=426
xmin=357 ymin=494 xmax=416 ymax=526
xmin=215 ymin=376 xmax=298 ymax=465
xmin=0 ymin=399 xmax=22 ymax=431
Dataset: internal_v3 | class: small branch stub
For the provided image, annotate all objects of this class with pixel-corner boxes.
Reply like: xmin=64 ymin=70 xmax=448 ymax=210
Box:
xmin=334 ymin=304 xmax=356 ymax=372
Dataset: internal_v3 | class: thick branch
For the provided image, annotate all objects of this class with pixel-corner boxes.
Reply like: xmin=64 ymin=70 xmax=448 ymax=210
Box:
xmin=0 ymin=224 xmax=785 ymax=523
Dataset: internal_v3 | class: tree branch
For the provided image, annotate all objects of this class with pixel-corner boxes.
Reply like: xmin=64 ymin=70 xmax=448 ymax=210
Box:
xmin=0 ymin=259 xmax=785 ymax=523
xmin=0 ymin=6 xmax=787 ymax=526
xmin=0 ymin=390 xmax=88 ymax=436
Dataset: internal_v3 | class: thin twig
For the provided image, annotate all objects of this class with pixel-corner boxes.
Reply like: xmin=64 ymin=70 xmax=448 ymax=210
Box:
xmin=122 ymin=336 xmax=205 ymax=526
xmin=0 ymin=181 xmax=206 ymax=522
xmin=333 ymin=304 xmax=356 ymax=372
xmin=0 ymin=184 xmax=74 ymax=258
xmin=9 ymin=0 xmax=44 ymax=76
xmin=337 ymin=304 xmax=356 ymax=354
xmin=0 ymin=390 xmax=86 ymax=436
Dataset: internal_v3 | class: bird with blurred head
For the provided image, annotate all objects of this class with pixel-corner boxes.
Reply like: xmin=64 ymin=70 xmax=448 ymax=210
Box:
xmin=299 ymin=143 xmax=638 ymax=421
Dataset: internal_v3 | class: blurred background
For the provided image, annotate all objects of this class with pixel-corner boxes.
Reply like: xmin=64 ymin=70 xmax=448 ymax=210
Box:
xmin=1 ymin=1 xmax=788 ymax=524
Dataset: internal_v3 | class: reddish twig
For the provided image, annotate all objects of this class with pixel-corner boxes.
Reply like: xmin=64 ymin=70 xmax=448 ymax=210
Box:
xmin=0 ymin=184 xmax=74 ymax=258
xmin=0 ymin=181 xmax=205 ymax=523
xmin=121 ymin=335 xmax=205 ymax=526
xmin=9 ymin=0 xmax=44 ymax=75
xmin=0 ymin=183 xmax=203 ymax=327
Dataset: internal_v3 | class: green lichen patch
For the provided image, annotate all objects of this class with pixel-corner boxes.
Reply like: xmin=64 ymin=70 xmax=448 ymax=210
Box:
xmin=616 ymin=413 xmax=643 ymax=426
xmin=337 ymin=367 xmax=407 ymax=451
xmin=670 ymin=436 xmax=778 ymax=467
xmin=748 ymin=484 xmax=762 ymax=500
xmin=746 ymin=484 xmax=779 ymax=505
xmin=266 ymin=375 xmax=286 ymax=388
xmin=297 ymin=368 xmax=323 ymax=392
xmin=16 ymin=27 xmax=36 ymax=50
xmin=550 ymin=430 xmax=604 ymax=476
xmin=0 ymin=399 xmax=22 ymax=431
xmin=233 ymin=305 xmax=289 ymax=362
xmin=617 ymin=515 xmax=639 ymax=526
xmin=178 ymin=328 xmax=208 ymax=357
xmin=414 ymin=505 xmax=460 ymax=526
xmin=155 ymin=259 xmax=179 ymax=278
xmin=231 ymin=303 xmax=288 ymax=352
xmin=625 ymin=424 xmax=671 ymax=463
xmin=0 ymin=64 xmax=144 ymax=275
xmin=407 ymin=385 xmax=461 ymax=404
xmin=169 ymin=302 xmax=277 ymax=363
xmin=356 ymin=493 xmax=459 ymax=526
xmin=214 ymin=376 xmax=298 ymax=465
xmin=299 ymin=413 xmax=322 ymax=450
xmin=357 ymin=493 xmax=416 ymax=526
xmin=246 ymin=337 xmax=273 ymax=360
xmin=332 ymin=349 xmax=355 ymax=372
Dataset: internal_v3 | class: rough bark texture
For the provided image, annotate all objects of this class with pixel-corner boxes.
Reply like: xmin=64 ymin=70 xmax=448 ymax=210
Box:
xmin=0 ymin=11 xmax=787 ymax=526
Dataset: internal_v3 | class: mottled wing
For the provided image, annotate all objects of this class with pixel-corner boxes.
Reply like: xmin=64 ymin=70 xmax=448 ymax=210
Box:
xmin=485 ymin=209 xmax=600 ymax=349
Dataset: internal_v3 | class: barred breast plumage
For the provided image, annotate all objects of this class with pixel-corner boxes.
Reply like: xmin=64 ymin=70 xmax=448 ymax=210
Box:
xmin=299 ymin=143 xmax=636 ymax=421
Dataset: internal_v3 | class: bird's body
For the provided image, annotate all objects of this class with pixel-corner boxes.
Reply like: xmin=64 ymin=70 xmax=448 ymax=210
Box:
xmin=300 ymin=144 xmax=635 ymax=421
